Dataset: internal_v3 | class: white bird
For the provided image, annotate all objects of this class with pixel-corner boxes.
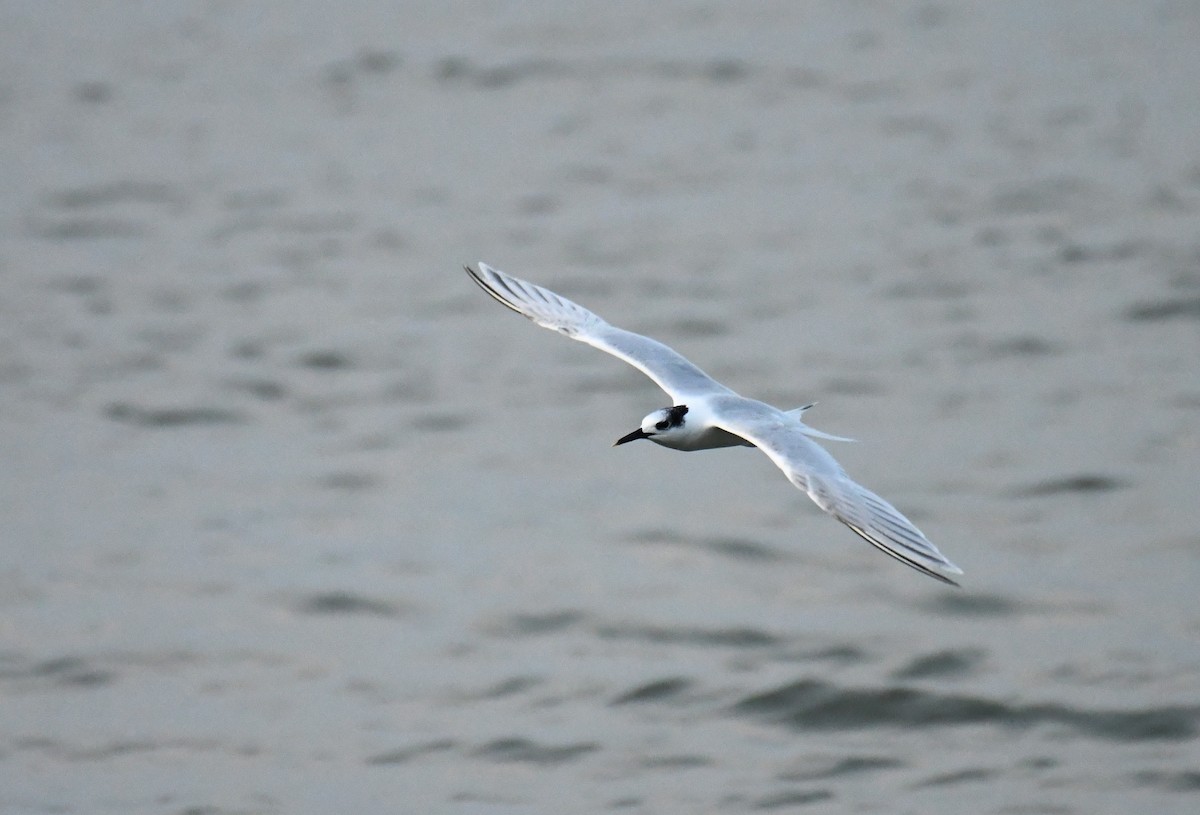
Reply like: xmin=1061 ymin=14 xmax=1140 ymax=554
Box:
xmin=466 ymin=262 xmax=963 ymax=585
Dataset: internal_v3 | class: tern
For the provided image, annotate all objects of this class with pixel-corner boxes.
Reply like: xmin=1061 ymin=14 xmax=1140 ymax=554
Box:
xmin=466 ymin=262 xmax=963 ymax=585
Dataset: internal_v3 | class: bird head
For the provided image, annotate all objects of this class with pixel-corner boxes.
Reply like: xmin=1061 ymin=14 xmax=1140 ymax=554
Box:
xmin=614 ymin=404 xmax=688 ymax=446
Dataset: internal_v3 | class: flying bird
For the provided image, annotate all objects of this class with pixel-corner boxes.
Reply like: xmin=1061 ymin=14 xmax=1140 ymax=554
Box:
xmin=466 ymin=262 xmax=962 ymax=585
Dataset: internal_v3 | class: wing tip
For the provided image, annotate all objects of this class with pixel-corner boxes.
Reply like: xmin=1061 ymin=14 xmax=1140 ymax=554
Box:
xmin=464 ymin=261 xmax=493 ymax=283
xmin=843 ymin=521 xmax=964 ymax=587
xmin=932 ymin=570 xmax=963 ymax=588
xmin=463 ymin=262 xmax=484 ymax=285
xmin=465 ymin=261 xmax=530 ymax=318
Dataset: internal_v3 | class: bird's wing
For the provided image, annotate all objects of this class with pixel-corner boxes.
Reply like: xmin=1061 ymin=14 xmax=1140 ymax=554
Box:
xmin=714 ymin=401 xmax=963 ymax=585
xmin=467 ymin=262 xmax=733 ymax=402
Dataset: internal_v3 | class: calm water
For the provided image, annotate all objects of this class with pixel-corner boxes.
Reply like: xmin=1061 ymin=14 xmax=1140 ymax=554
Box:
xmin=3 ymin=2 xmax=1199 ymax=813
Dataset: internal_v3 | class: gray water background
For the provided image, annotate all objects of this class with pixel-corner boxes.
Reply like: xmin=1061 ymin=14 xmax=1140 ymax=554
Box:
xmin=2 ymin=2 xmax=1199 ymax=813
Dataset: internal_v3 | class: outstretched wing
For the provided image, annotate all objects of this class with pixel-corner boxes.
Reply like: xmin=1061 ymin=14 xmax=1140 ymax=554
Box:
xmin=714 ymin=400 xmax=963 ymax=585
xmin=466 ymin=262 xmax=733 ymax=402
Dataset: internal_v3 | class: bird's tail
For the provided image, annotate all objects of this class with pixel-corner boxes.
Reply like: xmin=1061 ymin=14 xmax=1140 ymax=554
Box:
xmin=785 ymin=403 xmax=856 ymax=443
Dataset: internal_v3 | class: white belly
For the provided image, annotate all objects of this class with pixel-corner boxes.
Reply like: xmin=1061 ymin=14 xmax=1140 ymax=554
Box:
xmin=656 ymin=425 xmax=754 ymax=452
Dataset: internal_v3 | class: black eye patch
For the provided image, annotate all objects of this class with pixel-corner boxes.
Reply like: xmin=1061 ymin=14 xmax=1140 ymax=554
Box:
xmin=655 ymin=420 xmax=670 ymax=431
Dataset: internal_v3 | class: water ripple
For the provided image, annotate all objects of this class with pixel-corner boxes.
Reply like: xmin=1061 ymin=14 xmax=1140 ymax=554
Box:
xmin=733 ymin=678 xmax=1198 ymax=741
xmin=472 ymin=737 xmax=597 ymax=765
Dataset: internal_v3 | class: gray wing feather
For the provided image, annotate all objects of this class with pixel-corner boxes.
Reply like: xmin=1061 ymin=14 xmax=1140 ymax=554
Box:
xmin=715 ymin=402 xmax=963 ymax=585
xmin=466 ymin=262 xmax=730 ymax=401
